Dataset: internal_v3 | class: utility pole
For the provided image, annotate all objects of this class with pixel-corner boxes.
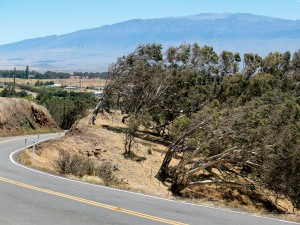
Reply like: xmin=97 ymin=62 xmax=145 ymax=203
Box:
xmin=13 ymin=67 xmax=16 ymax=93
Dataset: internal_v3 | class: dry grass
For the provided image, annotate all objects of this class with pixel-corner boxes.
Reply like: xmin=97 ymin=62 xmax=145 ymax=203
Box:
xmin=0 ymin=97 xmax=59 ymax=136
xmin=18 ymin=110 xmax=300 ymax=222
xmin=21 ymin=111 xmax=170 ymax=197
xmin=0 ymin=77 xmax=107 ymax=89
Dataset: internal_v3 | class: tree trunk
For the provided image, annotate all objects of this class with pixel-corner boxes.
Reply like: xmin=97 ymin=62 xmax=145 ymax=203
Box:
xmin=169 ymin=175 xmax=188 ymax=195
xmin=89 ymin=98 xmax=104 ymax=125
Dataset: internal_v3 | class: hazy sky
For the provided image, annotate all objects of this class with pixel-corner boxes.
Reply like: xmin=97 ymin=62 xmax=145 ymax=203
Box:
xmin=0 ymin=0 xmax=299 ymax=45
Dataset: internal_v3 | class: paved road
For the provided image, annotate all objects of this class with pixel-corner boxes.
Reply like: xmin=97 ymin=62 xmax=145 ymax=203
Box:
xmin=0 ymin=133 xmax=298 ymax=225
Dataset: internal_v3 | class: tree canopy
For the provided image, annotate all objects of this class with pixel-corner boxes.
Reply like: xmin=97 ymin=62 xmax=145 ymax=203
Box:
xmin=91 ymin=42 xmax=300 ymax=210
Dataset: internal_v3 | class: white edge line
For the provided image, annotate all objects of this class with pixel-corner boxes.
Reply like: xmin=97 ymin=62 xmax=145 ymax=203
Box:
xmin=8 ymin=136 xmax=300 ymax=225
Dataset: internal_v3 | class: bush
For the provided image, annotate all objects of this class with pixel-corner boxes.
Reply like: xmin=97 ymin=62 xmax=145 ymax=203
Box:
xmin=96 ymin=161 xmax=115 ymax=184
xmin=56 ymin=151 xmax=96 ymax=177
xmin=147 ymin=147 xmax=153 ymax=155
xmin=57 ymin=151 xmax=116 ymax=185
xmin=16 ymin=91 xmax=28 ymax=97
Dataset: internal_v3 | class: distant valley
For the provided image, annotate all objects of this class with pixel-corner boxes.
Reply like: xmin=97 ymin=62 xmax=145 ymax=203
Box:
xmin=0 ymin=13 xmax=299 ymax=72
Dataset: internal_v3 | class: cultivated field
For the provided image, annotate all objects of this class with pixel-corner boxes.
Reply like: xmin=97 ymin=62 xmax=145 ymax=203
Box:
xmin=0 ymin=77 xmax=108 ymax=90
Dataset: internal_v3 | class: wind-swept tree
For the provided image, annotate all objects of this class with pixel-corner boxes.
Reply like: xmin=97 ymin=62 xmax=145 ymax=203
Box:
xmin=243 ymin=53 xmax=262 ymax=78
xmin=261 ymin=51 xmax=292 ymax=79
xmin=219 ymin=51 xmax=241 ymax=77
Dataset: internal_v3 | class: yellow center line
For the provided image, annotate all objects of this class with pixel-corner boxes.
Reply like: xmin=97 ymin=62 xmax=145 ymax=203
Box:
xmin=0 ymin=135 xmax=35 ymax=144
xmin=0 ymin=137 xmax=28 ymax=144
xmin=0 ymin=177 xmax=188 ymax=225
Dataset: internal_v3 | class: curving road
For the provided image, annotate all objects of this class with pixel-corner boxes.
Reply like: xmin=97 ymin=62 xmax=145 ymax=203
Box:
xmin=0 ymin=133 xmax=299 ymax=225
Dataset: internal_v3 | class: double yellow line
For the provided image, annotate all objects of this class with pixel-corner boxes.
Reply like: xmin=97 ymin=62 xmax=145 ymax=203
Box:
xmin=0 ymin=177 xmax=188 ymax=225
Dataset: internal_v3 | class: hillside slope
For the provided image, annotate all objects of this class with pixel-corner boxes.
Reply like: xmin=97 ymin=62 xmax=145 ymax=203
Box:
xmin=0 ymin=97 xmax=59 ymax=136
xmin=21 ymin=111 xmax=169 ymax=196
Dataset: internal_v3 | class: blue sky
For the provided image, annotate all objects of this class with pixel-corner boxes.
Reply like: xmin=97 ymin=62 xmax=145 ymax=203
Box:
xmin=0 ymin=0 xmax=299 ymax=45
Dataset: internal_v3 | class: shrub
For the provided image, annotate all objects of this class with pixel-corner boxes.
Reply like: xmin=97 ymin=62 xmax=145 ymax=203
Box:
xmin=56 ymin=151 xmax=97 ymax=177
xmin=147 ymin=147 xmax=153 ymax=155
xmin=96 ymin=161 xmax=115 ymax=184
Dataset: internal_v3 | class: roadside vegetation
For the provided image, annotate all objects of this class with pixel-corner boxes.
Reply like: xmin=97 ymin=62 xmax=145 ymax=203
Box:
xmin=0 ymin=79 xmax=98 ymax=130
xmin=91 ymin=43 xmax=300 ymax=213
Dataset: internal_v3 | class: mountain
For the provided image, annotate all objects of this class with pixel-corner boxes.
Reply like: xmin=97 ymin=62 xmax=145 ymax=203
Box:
xmin=0 ymin=13 xmax=299 ymax=72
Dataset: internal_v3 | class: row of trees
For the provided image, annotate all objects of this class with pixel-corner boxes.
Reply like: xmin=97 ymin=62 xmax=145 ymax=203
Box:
xmin=0 ymin=68 xmax=109 ymax=80
xmin=36 ymin=90 xmax=97 ymax=129
xmin=0 ymin=67 xmax=71 ymax=79
xmin=0 ymin=66 xmax=29 ymax=79
xmin=91 ymin=43 xmax=300 ymax=210
xmin=73 ymin=71 xmax=109 ymax=79
xmin=33 ymin=71 xmax=71 ymax=79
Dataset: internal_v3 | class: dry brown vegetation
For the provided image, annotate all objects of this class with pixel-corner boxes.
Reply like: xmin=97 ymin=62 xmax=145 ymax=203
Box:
xmin=0 ymin=77 xmax=107 ymax=89
xmin=19 ymin=110 xmax=300 ymax=222
xmin=0 ymin=97 xmax=59 ymax=136
xmin=21 ymin=111 xmax=169 ymax=197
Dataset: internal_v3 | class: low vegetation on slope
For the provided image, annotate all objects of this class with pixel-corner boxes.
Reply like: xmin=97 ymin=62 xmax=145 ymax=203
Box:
xmin=20 ymin=111 xmax=169 ymax=197
xmin=0 ymin=97 xmax=59 ymax=136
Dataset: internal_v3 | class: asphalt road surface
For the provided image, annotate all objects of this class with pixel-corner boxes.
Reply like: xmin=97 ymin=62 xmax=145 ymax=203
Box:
xmin=0 ymin=133 xmax=299 ymax=225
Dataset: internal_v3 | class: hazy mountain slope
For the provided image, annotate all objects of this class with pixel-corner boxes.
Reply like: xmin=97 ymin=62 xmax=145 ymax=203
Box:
xmin=0 ymin=13 xmax=299 ymax=72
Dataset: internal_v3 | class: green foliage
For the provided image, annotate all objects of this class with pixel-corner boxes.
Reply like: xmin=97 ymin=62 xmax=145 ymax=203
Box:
xmin=34 ymin=80 xmax=55 ymax=86
xmin=0 ymin=85 xmax=15 ymax=97
xmin=147 ymin=147 xmax=153 ymax=155
xmin=0 ymin=85 xmax=32 ymax=99
xmin=246 ymin=73 xmax=279 ymax=97
xmin=32 ymin=71 xmax=71 ymax=79
xmin=260 ymin=123 xmax=300 ymax=209
xmin=36 ymin=89 xmax=96 ymax=129
xmin=219 ymin=74 xmax=248 ymax=103
xmin=243 ymin=53 xmax=262 ymax=78
xmin=103 ymin=43 xmax=300 ymax=207
xmin=16 ymin=90 xmax=28 ymax=98
xmin=219 ymin=51 xmax=241 ymax=76
xmin=169 ymin=116 xmax=191 ymax=140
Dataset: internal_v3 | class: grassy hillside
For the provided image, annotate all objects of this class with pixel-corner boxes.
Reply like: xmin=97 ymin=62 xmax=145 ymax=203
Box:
xmin=0 ymin=97 xmax=59 ymax=136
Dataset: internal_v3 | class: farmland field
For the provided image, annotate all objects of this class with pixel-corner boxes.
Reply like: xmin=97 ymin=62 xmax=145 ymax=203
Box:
xmin=0 ymin=77 xmax=108 ymax=90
